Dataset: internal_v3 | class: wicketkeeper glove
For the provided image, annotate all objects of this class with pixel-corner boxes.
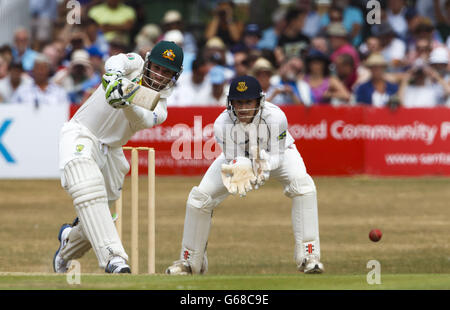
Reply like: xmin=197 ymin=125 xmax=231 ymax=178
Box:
xmin=250 ymin=147 xmax=271 ymax=189
xmin=221 ymin=157 xmax=257 ymax=197
xmin=102 ymin=69 xmax=124 ymax=90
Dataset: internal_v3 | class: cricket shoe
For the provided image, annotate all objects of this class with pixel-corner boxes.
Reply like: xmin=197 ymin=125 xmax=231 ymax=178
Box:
xmin=53 ymin=223 xmax=73 ymax=273
xmin=165 ymin=260 xmax=192 ymax=275
xmin=298 ymin=255 xmax=324 ymax=274
xmin=105 ymin=256 xmax=131 ymax=274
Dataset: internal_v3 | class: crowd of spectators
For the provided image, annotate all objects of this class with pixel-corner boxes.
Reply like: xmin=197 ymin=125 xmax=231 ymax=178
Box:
xmin=1 ymin=0 xmax=449 ymax=109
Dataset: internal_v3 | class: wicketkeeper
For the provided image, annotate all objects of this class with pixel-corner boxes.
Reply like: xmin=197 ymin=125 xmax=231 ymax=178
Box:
xmin=166 ymin=76 xmax=324 ymax=275
xmin=53 ymin=41 xmax=183 ymax=273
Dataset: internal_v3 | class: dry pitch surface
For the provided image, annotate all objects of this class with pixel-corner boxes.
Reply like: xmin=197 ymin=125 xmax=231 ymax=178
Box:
xmin=0 ymin=176 xmax=449 ymax=289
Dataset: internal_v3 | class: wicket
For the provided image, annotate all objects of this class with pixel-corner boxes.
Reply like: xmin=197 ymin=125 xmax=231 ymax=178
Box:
xmin=115 ymin=147 xmax=155 ymax=274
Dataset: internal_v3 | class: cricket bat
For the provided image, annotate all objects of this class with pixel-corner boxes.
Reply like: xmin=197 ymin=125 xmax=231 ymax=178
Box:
xmin=121 ymin=82 xmax=161 ymax=111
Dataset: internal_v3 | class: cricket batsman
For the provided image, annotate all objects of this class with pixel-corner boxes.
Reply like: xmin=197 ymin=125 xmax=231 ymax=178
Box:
xmin=166 ymin=76 xmax=324 ymax=275
xmin=53 ymin=41 xmax=183 ymax=274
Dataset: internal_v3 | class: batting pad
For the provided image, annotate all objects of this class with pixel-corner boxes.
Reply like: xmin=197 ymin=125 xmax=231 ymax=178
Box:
xmin=64 ymin=158 xmax=128 ymax=268
xmin=60 ymin=223 xmax=91 ymax=261
xmin=292 ymin=193 xmax=321 ymax=264
xmin=181 ymin=187 xmax=213 ymax=274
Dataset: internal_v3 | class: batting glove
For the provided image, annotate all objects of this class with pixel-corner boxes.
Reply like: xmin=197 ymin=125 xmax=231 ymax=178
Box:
xmin=102 ymin=69 xmax=124 ymax=90
xmin=221 ymin=157 xmax=257 ymax=197
xmin=104 ymin=78 xmax=129 ymax=109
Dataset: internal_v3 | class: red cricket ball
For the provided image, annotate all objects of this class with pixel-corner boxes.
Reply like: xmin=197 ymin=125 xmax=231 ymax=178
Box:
xmin=369 ymin=229 xmax=382 ymax=242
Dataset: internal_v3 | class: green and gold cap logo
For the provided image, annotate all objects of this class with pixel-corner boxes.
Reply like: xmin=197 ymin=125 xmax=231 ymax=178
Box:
xmin=149 ymin=41 xmax=184 ymax=73
xmin=162 ymin=49 xmax=176 ymax=61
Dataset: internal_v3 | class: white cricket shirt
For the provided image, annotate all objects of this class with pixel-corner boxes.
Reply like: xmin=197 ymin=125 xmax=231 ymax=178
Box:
xmin=213 ymin=101 xmax=295 ymax=170
xmin=71 ymin=53 xmax=170 ymax=147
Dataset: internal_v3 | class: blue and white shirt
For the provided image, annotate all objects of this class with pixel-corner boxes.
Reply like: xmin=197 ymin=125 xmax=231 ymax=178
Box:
xmin=10 ymin=81 xmax=70 ymax=107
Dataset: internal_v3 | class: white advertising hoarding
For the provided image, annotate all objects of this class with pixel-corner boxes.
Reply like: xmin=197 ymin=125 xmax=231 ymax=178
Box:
xmin=0 ymin=103 xmax=69 ymax=179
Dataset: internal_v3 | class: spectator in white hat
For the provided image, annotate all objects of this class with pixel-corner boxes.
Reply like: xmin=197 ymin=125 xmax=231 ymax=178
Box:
xmin=399 ymin=57 xmax=450 ymax=107
xmin=134 ymin=24 xmax=161 ymax=60
xmin=162 ymin=10 xmax=197 ymax=55
xmin=51 ymin=49 xmax=101 ymax=105
xmin=204 ymin=37 xmax=235 ymax=76
xmin=429 ymin=47 xmax=450 ymax=76
xmin=137 ymin=24 xmax=161 ymax=46
xmin=163 ymin=29 xmax=196 ymax=74
xmin=250 ymin=57 xmax=277 ymax=99
xmin=204 ymin=37 xmax=227 ymax=66
xmin=163 ymin=29 xmax=184 ymax=46
xmin=354 ymin=53 xmax=399 ymax=107
xmin=429 ymin=47 xmax=450 ymax=105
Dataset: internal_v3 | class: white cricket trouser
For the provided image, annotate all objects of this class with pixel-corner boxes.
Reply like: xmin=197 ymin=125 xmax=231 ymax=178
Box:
xmin=59 ymin=121 xmax=130 ymax=202
xmin=58 ymin=121 xmax=129 ymax=267
xmin=181 ymin=144 xmax=321 ymax=273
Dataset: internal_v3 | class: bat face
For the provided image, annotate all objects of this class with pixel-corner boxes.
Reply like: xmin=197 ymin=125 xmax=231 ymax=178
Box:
xmin=129 ymin=85 xmax=161 ymax=111
xmin=119 ymin=80 xmax=161 ymax=111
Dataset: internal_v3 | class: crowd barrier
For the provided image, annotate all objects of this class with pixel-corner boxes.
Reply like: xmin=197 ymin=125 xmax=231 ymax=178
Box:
xmin=117 ymin=105 xmax=450 ymax=176
xmin=1 ymin=104 xmax=449 ymax=179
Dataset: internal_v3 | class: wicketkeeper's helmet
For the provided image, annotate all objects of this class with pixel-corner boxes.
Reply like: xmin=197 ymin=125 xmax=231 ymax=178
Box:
xmin=227 ymin=75 xmax=265 ymax=121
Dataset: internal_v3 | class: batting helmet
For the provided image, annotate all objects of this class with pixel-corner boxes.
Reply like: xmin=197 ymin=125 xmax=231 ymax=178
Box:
xmin=143 ymin=40 xmax=184 ymax=91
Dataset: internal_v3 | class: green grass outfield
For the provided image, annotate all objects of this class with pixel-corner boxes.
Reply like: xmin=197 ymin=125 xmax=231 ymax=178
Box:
xmin=1 ymin=177 xmax=448 ymax=292
xmin=0 ymin=273 xmax=449 ymax=290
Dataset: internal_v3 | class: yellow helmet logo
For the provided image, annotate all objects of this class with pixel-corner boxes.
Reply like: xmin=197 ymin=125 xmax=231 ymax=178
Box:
xmin=162 ymin=49 xmax=176 ymax=61
xmin=236 ymin=82 xmax=248 ymax=92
